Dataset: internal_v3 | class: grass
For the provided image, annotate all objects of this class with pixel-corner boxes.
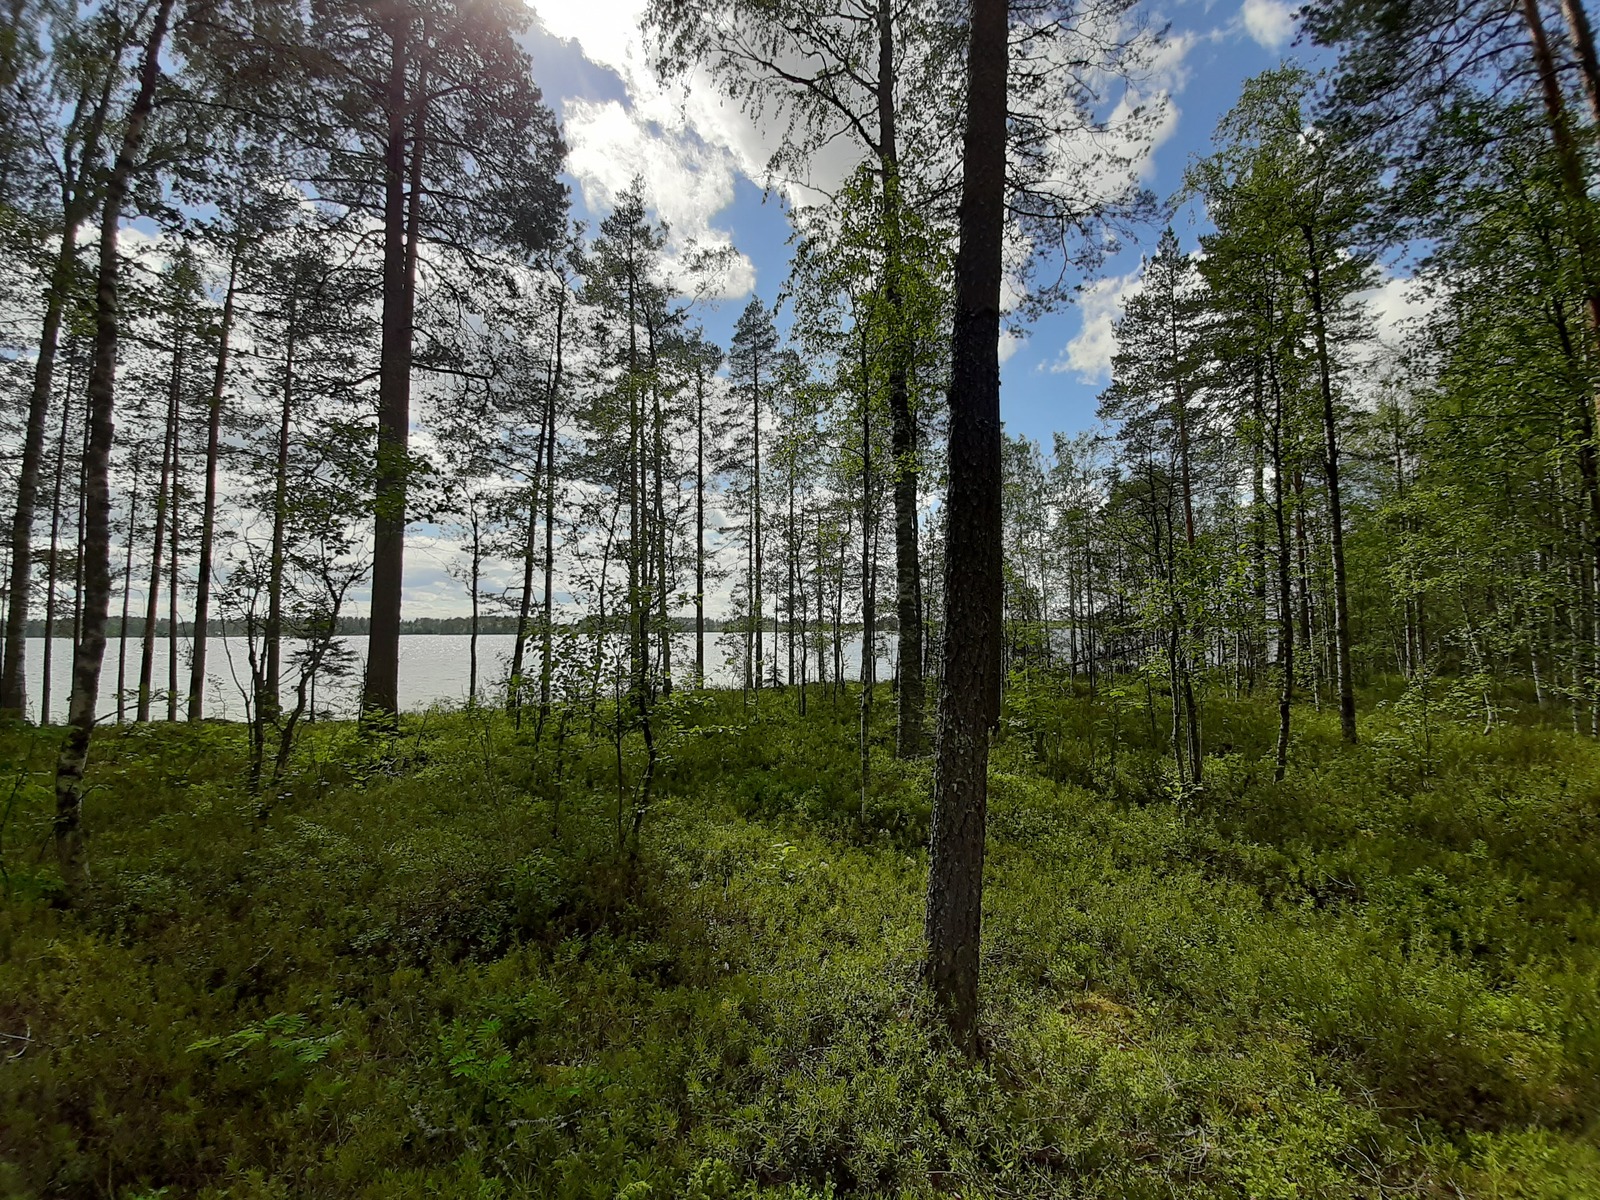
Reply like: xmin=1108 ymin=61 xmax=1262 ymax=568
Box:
xmin=1 ymin=678 xmax=1599 ymax=1197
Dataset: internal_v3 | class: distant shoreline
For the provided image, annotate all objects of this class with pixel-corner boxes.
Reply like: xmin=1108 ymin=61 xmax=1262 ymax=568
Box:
xmin=19 ymin=620 xmax=901 ymax=638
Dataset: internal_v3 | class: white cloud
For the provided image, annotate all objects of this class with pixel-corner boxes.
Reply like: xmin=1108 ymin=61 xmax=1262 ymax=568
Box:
xmin=1050 ymin=269 xmax=1144 ymax=383
xmin=998 ymin=330 xmax=1024 ymax=365
xmin=1362 ymin=270 xmax=1434 ymax=346
xmin=561 ymin=98 xmax=756 ymax=298
xmin=1241 ymin=0 xmax=1296 ymax=49
xmin=531 ymin=0 xmax=769 ymax=299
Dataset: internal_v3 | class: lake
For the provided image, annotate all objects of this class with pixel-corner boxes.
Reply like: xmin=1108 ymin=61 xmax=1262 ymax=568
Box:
xmin=17 ymin=633 xmax=897 ymax=724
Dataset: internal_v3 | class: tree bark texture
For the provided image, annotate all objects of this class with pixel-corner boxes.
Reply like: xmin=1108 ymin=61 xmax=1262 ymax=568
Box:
xmin=923 ymin=0 xmax=1008 ymax=1056
xmin=363 ymin=18 xmax=421 ymax=719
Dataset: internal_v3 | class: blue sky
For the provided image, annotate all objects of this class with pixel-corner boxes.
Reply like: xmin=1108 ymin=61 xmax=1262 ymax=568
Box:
xmin=392 ymin=0 xmax=1381 ymax=618
xmin=522 ymin=0 xmax=1322 ymax=447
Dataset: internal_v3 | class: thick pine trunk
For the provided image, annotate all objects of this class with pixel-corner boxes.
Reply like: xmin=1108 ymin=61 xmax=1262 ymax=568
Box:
xmin=1560 ymin=0 xmax=1600 ymax=126
xmin=363 ymin=21 xmax=421 ymax=720
xmin=924 ymin=0 xmax=1007 ymax=1056
xmin=55 ymin=0 xmax=175 ymax=892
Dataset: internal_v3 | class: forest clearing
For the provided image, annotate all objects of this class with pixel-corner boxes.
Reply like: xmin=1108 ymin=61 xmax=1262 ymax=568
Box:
xmin=7 ymin=0 xmax=1600 ymax=1190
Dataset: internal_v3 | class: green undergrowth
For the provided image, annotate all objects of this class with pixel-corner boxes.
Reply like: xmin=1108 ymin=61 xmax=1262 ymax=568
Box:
xmin=2 ymin=680 xmax=1599 ymax=1197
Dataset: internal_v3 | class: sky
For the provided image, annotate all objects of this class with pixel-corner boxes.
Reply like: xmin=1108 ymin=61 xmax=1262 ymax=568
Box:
xmin=395 ymin=0 xmax=1355 ymax=618
xmin=519 ymin=0 xmax=1318 ymax=447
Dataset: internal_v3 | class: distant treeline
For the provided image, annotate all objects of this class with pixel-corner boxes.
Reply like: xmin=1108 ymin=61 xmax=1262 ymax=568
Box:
xmin=22 ymin=616 xmax=903 ymax=638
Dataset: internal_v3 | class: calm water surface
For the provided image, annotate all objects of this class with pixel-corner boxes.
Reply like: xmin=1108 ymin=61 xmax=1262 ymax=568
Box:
xmin=20 ymin=633 xmax=894 ymax=724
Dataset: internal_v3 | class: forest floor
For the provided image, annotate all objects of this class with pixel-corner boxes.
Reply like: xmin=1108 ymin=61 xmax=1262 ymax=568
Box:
xmin=2 ymin=680 xmax=1599 ymax=1198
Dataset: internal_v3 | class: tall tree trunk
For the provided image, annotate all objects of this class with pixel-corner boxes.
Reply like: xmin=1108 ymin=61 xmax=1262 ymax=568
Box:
xmin=753 ymin=343 xmax=764 ymax=702
xmin=73 ymin=367 xmax=90 ymax=651
xmin=1084 ymin=537 xmax=1098 ymax=696
xmin=877 ymin=0 xmax=926 ymax=757
xmin=626 ymin=268 xmax=642 ymax=703
xmin=649 ymin=317 xmax=671 ymax=697
xmin=55 ymin=0 xmax=176 ymax=893
xmin=363 ymin=19 xmax=422 ymax=720
xmin=468 ymin=503 xmax=480 ymax=704
xmin=139 ymin=340 xmax=181 ymax=722
xmin=1520 ymin=0 xmax=1600 ymax=439
xmin=798 ymin=510 xmax=809 ymax=713
xmin=834 ymin=513 xmax=847 ymax=703
xmin=188 ymin=247 xmax=240 ymax=721
xmin=2 ymin=237 xmax=79 ymax=719
xmin=923 ymin=0 xmax=1008 ymax=1057
xmin=1250 ymin=368 xmax=1269 ymax=692
xmin=167 ymin=395 xmax=180 ymax=722
xmin=696 ymin=362 xmax=706 ymax=687
xmin=1172 ymin=333 xmax=1202 ymax=779
xmin=1560 ymin=0 xmax=1600 ymax=126
xmin=1292 ymin=468 xmax=1318 ymax=708
xmin=42 ymin=381 xmax=74 ymax=725
xmin=1302 ymin=230 xmax=1358 ymax=743
xmin=788 ymin=441 xmax=797 ymax=691
xmin=116 ymin=444 xmax=144 ymax=724
xmin=510 ymin=478 xmax=541 ymax=716
xmin=859 ymin=339 xmax=875 ymax=818
xmin=745 ymin=496 xmax=754 ymax=703
xmin=0 ymin=68 xmax=116 ymax=718
xmin=626 ymin=261 xmax=647 ymax=728
xmin=265 ymin=313 xmax=295 ymax=724
xmin=1269 ymin=351 xmax=1294 ymax=781
xmin=538 ymin=342 xmax=559 ymax=736
xmin=509 ymin=361 xmax=552 ymax=716
xmin=816 ymin=518 xmax=828 ymax=689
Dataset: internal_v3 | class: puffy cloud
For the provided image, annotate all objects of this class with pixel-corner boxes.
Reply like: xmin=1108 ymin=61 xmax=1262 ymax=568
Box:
xmin=1362 ymin=270 xmax=1434 ymax=346
xmin=531 ymin=0 xmax=765 ymax=298
xmin=531 ymin=0 xmax=853 ymax=197
xmin=1241 ymin=0 xmax=1296 ymax=49
xmin=562 ymin=98 xmax=757 ymax=298
xmin=1050 ymin=269 xmax=1144 ymax=383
